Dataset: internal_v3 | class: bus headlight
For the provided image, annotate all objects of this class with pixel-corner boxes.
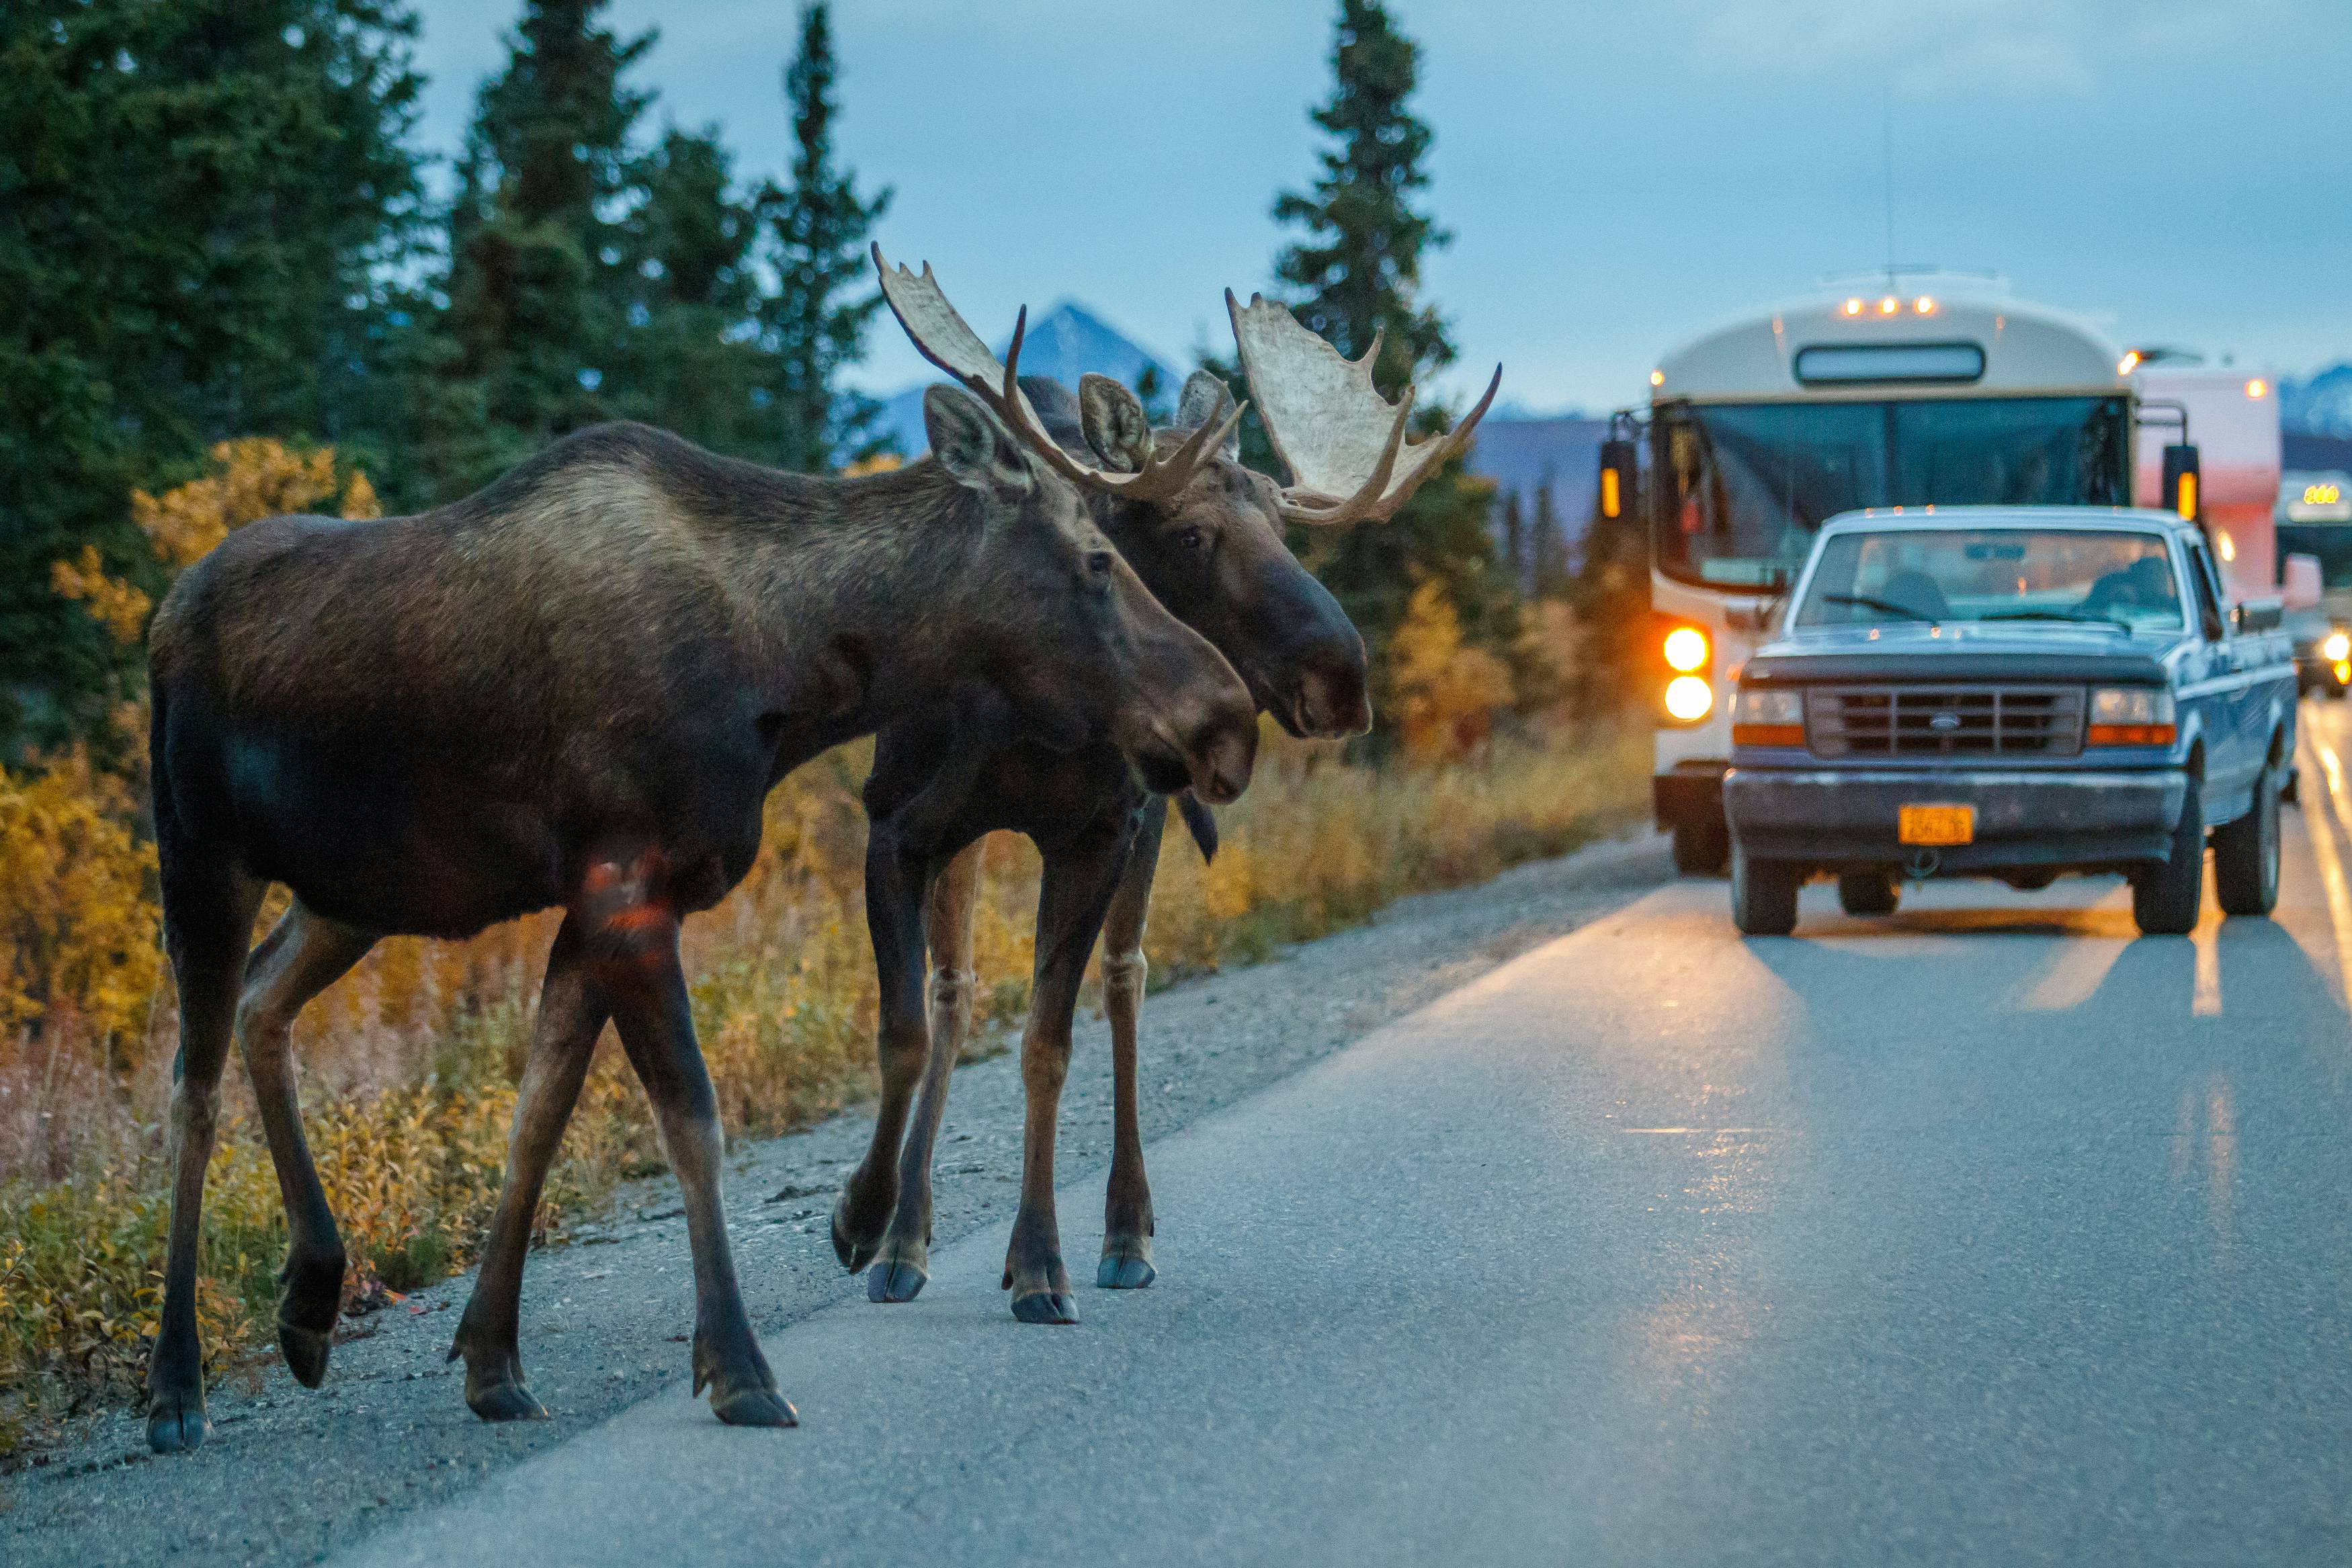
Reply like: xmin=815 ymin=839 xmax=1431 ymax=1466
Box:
xmin=2087 ymin=687 xmax=2176 ymax=746
xmin=2323 ymin=630 xmax=2349 ymax=663
xmin=1731 ymin=687 xmax=1804 ymax=747
xmin=1663 ymin=626 xmax=1709 ymax=672
xmin=1663 ymin=674 xmax=1714 ymax=722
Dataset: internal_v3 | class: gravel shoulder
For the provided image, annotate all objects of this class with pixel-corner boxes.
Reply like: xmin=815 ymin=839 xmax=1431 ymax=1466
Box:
xmin=1 ymin=830 xmax=1668 ymax=1566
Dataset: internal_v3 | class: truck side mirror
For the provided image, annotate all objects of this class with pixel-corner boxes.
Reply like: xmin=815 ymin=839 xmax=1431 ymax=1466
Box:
xmin=2283 ymin=552 xmax=2323 ymax=611
xmin=1598 ymin=439 xmax=1638 ymax=521
xmin=2161 ymin=443 xmax=2201 ymax=521
xmin=2234 ymin=597 xmax=2283 ymax=634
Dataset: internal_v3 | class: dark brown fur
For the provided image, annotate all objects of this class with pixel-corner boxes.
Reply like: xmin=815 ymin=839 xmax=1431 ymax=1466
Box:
xmin=138 ymin=394 xmax=1258 ymax=1452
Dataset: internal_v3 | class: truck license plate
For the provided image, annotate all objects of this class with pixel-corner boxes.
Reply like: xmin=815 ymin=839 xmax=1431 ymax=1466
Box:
xmin=1899 ymin=804 xmax=1974 ymax=846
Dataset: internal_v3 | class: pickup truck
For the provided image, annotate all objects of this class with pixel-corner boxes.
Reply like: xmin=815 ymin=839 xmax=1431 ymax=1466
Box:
xmin=1722 ymin=506 xmax=2296 ymax=937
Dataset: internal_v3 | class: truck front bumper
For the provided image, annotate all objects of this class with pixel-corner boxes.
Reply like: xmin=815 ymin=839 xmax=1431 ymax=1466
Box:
xmin=1723 ymin=766 xmax=2188 ymax=871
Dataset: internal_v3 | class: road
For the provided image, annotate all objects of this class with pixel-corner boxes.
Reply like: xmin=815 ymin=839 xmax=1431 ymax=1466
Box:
xmin=313 ymin=706 xmax=2352 ymax=1567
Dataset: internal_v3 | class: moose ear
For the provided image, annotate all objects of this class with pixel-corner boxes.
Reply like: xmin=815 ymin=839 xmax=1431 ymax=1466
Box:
xmin=1174 ymin=370 xmax=1241 ymax=460
xmin=1078 ymin=374 xmax=1152 ymax=475
xmin=924 ymin=384 xmax=1034 ymax=500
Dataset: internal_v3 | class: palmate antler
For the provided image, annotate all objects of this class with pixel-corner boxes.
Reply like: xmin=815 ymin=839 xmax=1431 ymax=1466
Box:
xmin=1226 ymin=292 xmax=1502 ymax=527
xmin=873 ymin=244 xmax=1244 ymax=503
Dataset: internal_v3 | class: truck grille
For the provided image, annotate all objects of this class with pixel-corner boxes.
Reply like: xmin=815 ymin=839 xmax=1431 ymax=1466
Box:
xmin=1804 ymin=685 xmax=2086 ymax=758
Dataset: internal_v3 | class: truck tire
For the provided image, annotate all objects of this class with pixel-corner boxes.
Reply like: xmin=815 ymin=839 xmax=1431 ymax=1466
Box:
xmin=1731 ymin=845 xmax=1801 ymax=936
xmin=1673 ymin=812 xmax=1729 ymax=876
xmin=2131 ymin=787 xmax=2205 ymax=936
xmin=2213 ymin=759 xmax=2281 ymax=916
xmin=1836 ymin=871 xmax=1900 ymax=916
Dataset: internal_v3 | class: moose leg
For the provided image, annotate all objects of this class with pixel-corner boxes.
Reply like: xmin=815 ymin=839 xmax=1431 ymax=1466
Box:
xmin=868 ymin=840 xmax=984 ymax=1303
xmin=831 ymin=820 xmax=937 ymax=1276
xmin=588 ymin=858 xmax=794 ymax=1427
xmin=146 ymin=838 xmax=265 ymax=1454
xmin=1098 ymin=796 xmax=1168 ymax=1290
xmin=450 ymin=916 xmax=607 ymax=1421
xmin=1005 ymin=814 xmax=1136 ymax=1325
xmin=234 ymin=902 xmax=378 ymax=1389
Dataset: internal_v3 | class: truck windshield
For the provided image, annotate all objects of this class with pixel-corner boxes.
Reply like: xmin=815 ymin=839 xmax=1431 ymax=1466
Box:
xmin=1794 ymin=529 xmax=2184 ymax=633
xmin=1654 ymin=396 xmax=2132 ymax=588
xmin=2277 ymin=523 xmax=2352 ymax=589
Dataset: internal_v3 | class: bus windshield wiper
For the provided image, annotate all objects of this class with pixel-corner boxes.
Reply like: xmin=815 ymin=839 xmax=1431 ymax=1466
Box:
xmin=1980 ymin=609 xmax=2134 ymax=631
xmin=1822 ymin=593 xmax=1937 ymax=623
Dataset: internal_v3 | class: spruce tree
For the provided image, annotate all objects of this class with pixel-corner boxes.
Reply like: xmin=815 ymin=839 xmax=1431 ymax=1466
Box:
xmin=435 ymin=0 xmax=655 ymax=488
xmin=1254 ymin=0 xmax=1514 ymax=706
xmin=761 ymin=2 xmax=892 ymax=472
xmin=0 ymin=0 xmax=425 ymax=752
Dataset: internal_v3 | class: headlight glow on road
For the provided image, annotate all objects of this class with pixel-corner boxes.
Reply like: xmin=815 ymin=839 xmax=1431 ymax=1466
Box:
xmin=1664 ymin=675 xmax=1714 ymax=722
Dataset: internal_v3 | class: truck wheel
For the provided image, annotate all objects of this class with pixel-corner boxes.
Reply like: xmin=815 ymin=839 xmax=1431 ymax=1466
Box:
xmin=1836 ymin=871 xmax=1900 ymax=916
xmin=1673 ymin=812 xmax=1729 ymax=876
xmin=1731 ymin=846 xmax=1801 ymax=936
xmin=2131 ymin=787 xmax=2205 ymax=936
xmin=2213 ymin=760 xmax=2281 ymax=916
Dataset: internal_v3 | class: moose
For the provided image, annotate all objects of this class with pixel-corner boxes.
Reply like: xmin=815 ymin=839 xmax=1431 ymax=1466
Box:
xmin=830 ymin=252 xmax=1499 ymax=1320
xmin=138 ymin=335 xmax=1262 ymax=1450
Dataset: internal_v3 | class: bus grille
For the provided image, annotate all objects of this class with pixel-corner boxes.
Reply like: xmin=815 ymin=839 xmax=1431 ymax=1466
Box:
xmin=1804 ymin=685 xmax=2086 ymax=758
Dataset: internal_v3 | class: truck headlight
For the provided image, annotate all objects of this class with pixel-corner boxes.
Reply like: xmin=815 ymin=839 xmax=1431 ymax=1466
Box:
xmin=2324 ymin=630 xmax=2349 ymax=663
xmin=2087 ymin=687 xmax=2176 ymax=746
xmin=1731 ymin=687 xmax=1804 ymax=747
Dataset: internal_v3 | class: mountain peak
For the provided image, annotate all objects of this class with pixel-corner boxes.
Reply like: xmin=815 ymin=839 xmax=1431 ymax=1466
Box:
xmin=868 ymin=301 xmax=1176 ymax=459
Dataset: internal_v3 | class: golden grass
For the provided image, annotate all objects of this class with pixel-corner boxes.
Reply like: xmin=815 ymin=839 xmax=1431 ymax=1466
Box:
xmin=0 ymin=723 xmax=1642 ymax=1455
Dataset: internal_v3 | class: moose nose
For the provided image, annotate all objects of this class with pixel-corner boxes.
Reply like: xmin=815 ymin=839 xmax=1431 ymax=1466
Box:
xmin=1190 ymin=713 xmax=1257 ymax=805
xmin=1293 ymin=641 xmax=1372 ymax=738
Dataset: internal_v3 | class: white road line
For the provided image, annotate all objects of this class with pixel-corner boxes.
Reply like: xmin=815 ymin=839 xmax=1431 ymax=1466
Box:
xmin=2296 ymin=722 xmax=2352 ymax=1005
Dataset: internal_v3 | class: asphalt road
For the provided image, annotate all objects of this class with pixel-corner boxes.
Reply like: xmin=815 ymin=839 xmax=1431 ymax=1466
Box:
xmin=315 ymin=705 xmax=2352 ymax=1568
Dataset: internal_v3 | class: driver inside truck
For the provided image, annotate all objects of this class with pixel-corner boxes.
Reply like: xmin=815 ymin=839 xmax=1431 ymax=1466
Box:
xmin=2080 ymin=555 xmax=2179 ymax=619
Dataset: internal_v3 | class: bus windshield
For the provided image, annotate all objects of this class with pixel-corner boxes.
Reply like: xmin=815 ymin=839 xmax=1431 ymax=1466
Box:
xmin=2278 ymin=524 xmax=2352 ymax=590
xmin=1654 ymin=396 xmax=2132 ymax=588
xmin=1794 ymin=527 xmax=2183 ymax=634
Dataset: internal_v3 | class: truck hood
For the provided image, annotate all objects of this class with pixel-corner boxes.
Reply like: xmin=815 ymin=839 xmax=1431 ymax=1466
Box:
xmin=1742 ymin=621 xmax=2179 ymax=685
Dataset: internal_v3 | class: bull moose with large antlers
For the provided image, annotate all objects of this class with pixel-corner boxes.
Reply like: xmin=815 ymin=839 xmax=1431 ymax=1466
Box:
xmin=138 ymin=377 xmax=1259 ymax=1451
xmin=831 ymin=250 xmax=1498 ymax=1320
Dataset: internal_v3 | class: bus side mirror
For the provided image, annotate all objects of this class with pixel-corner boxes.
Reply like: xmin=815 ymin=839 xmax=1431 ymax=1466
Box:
xmin=2161 ymin=443 xmax=2201 ymax=521
xmin=2284 ymin=553 xmax=2322 ymax=611
xmin=1598 ymin=439 xmax=1638 ymax=521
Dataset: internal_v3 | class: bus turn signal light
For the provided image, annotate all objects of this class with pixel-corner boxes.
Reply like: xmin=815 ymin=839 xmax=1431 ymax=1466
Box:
xmin=1663 ymin=626 xmax=1709 ymax=671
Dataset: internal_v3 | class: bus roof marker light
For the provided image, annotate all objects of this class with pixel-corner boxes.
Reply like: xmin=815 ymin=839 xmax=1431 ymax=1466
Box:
xmin=1879 ymin=296 xmax=1899 ymax=315
xmin=2246 ymin=378 xmax=2268 ymax=399
xmin=1913 ymin=296 xmax=1935 ymax=314
xmin=2119 ymin=351 xmax=2141 ymax=375
xmin=1843 ymin=298 xmax=1863 ymax=316
xmin=1649 ymin=369 xmax=1664 ymax=387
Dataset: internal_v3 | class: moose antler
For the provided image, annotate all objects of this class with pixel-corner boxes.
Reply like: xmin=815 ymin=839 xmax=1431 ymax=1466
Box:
xmin=873 ymin=244 xmax=1243 ymax=503
xmin=1226 ymin=291 xmax=1501 ymax=527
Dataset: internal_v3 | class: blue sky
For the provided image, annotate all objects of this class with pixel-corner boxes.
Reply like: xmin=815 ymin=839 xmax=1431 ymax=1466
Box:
xmin=407 ymin=0 xmax=2352 ymax=415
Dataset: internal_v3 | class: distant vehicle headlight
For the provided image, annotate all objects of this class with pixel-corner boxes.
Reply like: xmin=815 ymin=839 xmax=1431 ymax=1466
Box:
xmin=1663 ymin=674 xmax=1714 ymax=722
xmin=2087 ymin=687 xmax=2177 ymax=746
xmin=1732 ymin=687 xmax=1803 ymax=746
xmin=2322 ymin=630 xmax=2349 ymax=663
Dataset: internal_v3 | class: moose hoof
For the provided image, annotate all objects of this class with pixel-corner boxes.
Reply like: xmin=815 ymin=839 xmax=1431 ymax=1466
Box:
xmin=278 ymin=1319 xmax=334 ymax=1389
xmin=830 ymin=1209 xmax=881 ymax=1274
xmin=868 ymin=1259 xmax=928 ymax=1303
xmin=709 ymin=1386 xmax=798 ymax=1428
xmin=1095 ymin=1253 xmax=1156 ymax=1291
xmin=466 ymin=1379 xmax=551 ymax=1423
xmin=146 ymin=1395 xmax=212 ymax=1454
xmin=1011 ymin=1291 xmax=1079 ymax=1325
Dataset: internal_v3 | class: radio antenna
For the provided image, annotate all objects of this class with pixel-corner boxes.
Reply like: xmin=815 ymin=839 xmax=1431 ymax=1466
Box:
xmin=1881 ymin=86 xmax=1896 ymax=288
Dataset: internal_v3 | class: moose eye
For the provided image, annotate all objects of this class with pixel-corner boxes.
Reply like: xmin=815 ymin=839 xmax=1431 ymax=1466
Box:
xmin=1175 ymin=527 xmax=1206 ymax=552
xmin=1085 ymin=550 xmax=1114 ymax=576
